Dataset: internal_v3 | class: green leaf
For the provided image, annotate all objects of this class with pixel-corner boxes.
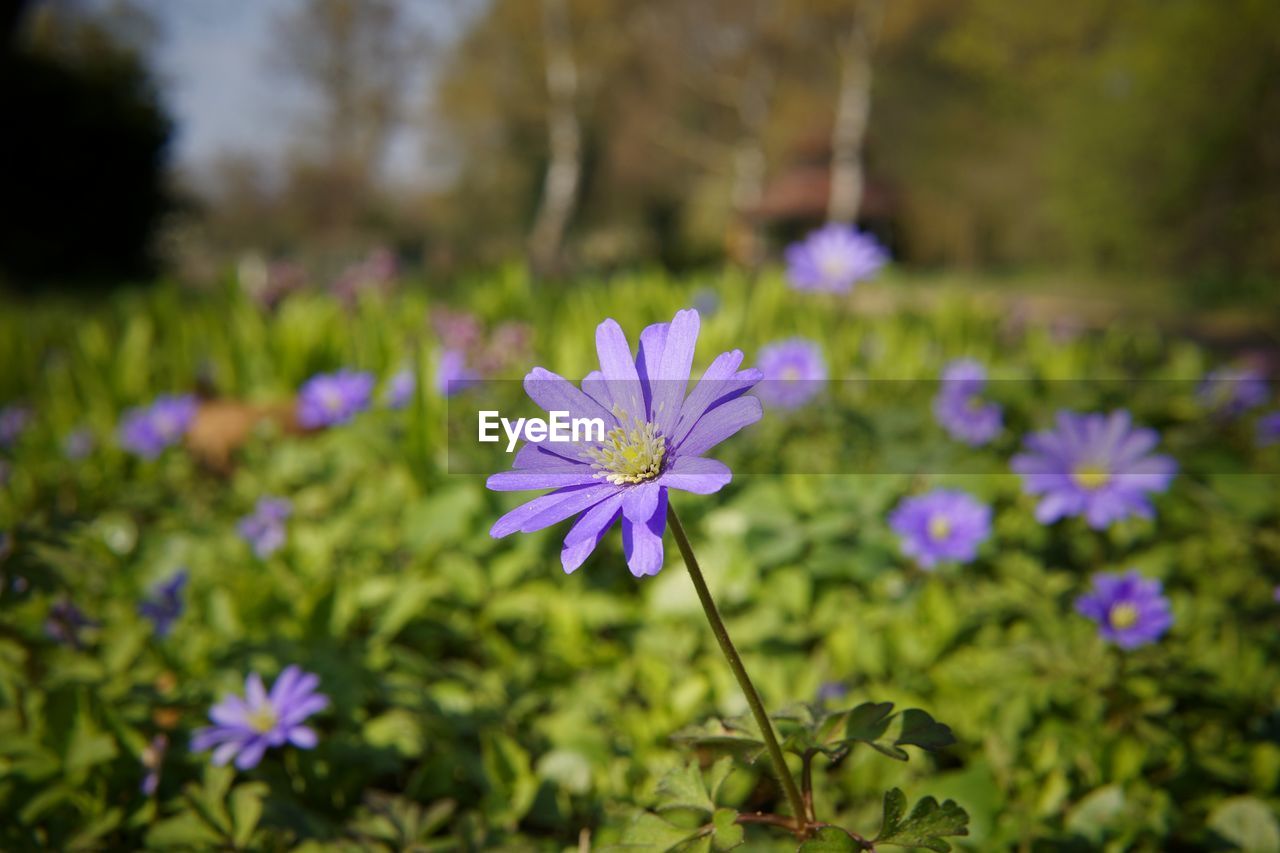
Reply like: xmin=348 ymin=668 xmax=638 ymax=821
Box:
xmin=798 ymin=826 xmax=863 ymax=851
xmin=710 ymin=808 xmax=744 ymax=851
xmin=145 ymin=812 xmax=225 ymax=849
xmin=656 ymin=762 xmax=715 ymax=815
xmin=672 ymin=716 xmax=766 ymax=763
xmin=229 ymin=781 xmax=268 ymax=848
xmin=842 ymin=702 xmax=906 ymax=760
xmin=1208 ymin=797 xmax=1280 ymax=853
xmin=1064 ymin=784 xmax=1126 ymax=842
xmin=611 ymin=811 xmax=706 ymax=851
xmin=874 ymin=788 xmax=970 ymax=853
xmin=895 ymin=709 xmax=956 ymax=752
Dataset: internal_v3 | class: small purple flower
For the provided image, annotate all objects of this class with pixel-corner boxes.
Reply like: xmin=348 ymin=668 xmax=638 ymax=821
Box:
xmin=933 ymin=359 xmax=1002 ymax=446
xmin=437 ymin=349 xmax=477 ymax=397
xmin=1075 ymin=569 xmax=1172 ymax=649
xmin=1273 ymin=585 xmax=1280 ymax=603
xmin=237 ymin=498 xmax=292 ymax=559
xmin=889 ymin=489 xmax=992 ymax=569
xmin=692 ymin=288 xmax=720 ymax=318
xmin=46 ymin=599 xmax=97 ymax=647
xmin=192 ymin=666 xmax=328 ymax=770
xmin=1198 ymin=367 xmax=1269 ymax=416
xmin=297 ymin=370 xmax=374 ymax=429
xmin=0 ymin=404 xmax=32 ymax=448
xmin=63 ymin=427 xmax=95 ymax=460
xmin=138 ymin=569 xmax=188 ymax=637
xmin=1257 ymin=411 xmax=1280 ymax=448
xmin=785 ymin=223 xmax=888 ymax=293
xmin=0 ymin=459 xmax=9 ymax=488
xmin=1011 ymin=410 xmax=1177 ymax=529
xmin=118 ymin=394 xmax=197 ymax=459
xmin=141 ymin=734 xmax=168 ymax=796
xmin=384 ymin=368 xmax=415 ymax=409
xmin=817 ymin=681 xmax=848 ymax=705
xmin=487 ymin=308 xmax=762 ymax=577
xmin=756 ymin=339 xmax=827 ymax=409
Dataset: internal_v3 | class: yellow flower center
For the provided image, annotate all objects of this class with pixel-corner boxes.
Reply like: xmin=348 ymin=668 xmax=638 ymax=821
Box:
xmin=321 ymin=387 xmax=344 ymax=412
xmin=819 ymin=254 xmax=848 ymax=282
xmin=781 ymin=366 xmax=801 ymax=381
xmin=1109 ymin=603 xmax=1138 ymax=630
xmin=1073 ymin=463 xmax=1110 ymax=491
xmin=246 ymin=706 xmax=277 ymax=734
xmin=583 ymin=410 xmax=665 ymax=485
xmin=928 ymin=515 xmax=952 ymax=541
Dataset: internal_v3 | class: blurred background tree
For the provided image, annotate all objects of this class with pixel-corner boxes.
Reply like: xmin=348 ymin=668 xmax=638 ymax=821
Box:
xmin=2 ymin=0 xmax=1277 ymax=297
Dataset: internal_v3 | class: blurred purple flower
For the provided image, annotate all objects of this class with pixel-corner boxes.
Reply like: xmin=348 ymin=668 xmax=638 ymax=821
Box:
xmin=46 ymin=599 xmax=97 ymax=647
xmin=692 ymin=288 xmax=720 ymax=318
xmin=331 ymin=247 xmax=399 ymax=306
xmin=0 ymin=404 xmax=32 ymax=448
xmin=63 ymin=427 xmax=95 ymax=460
xmin=118 ymin=395 xmax=197 ymax=459
xmin=237 ymin=497 xmax=292 ymax=559
xmin=297 ymin=370 xmax=374 ymax=429
xmin=138 ymin=569 xmax=188 ymax=637
xmin=889 ymin=489 xmax=992 ymax=569
xmin=785 ymin=223 xmax=888 ymax=293
xmin=933 ymin=359 xmax=1002 ymax=446
xmin=487 ymin=308 xmax=762 ymax=577
xmin=756 ymin=339 xmax=827 ymax=410
xmin=1011 ymin=410 xmax=1177 ymax=529
xmin=1257 ymin=411 xmax=1280 ymax=448
xmin=437 ymin=350 xmax=477 ymax=397
xmin=384 ymin=368 xmax=415 ymax=409
xmin=1198 ymin=367 xmax=1269 ymax=416
xmin=191 ymin=666 xmax=328 ymax=770
xmin=816 ymin=681 xmax=848 ymax=704
xmin=431 ymin=308 xmax=483 ymax=352
xmin=1075 ymin=569 xmax=1172 ymax=649
xmin=141 ymin=734 xmax=168 ymax=796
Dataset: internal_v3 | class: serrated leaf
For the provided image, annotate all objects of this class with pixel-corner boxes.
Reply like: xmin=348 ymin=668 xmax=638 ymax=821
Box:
xmin=798 ymin=826 xmax=863 ymax=851
xmin=656 ymin=762 xmax=715 ymax=815
xmin=895 ymin=709 xmax=956 ymax=752
xmin=705 ymin=757 xmax=735 ymax=802
xmin=711 ymin=808 xmax=744 ymax=851
xmin=874 ymin=788 xmax=969 ymax=853
xmin=844 ymin=702 xmax=895 ymax=743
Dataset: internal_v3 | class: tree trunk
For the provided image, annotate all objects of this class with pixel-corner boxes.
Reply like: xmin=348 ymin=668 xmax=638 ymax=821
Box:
xmin=528 ymin=0 xmax=581 ymax=278
xmin=727 ymin=65 xmax=773 ymax=269
xmin=827 ymin=0 xmax=884 ymax=225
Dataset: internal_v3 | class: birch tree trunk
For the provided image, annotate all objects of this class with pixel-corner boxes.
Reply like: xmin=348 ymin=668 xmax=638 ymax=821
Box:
xmin=528 ymin=0 xmax=581 ymax=278
xmin=827 ymin=0 xmax=885 ymax=225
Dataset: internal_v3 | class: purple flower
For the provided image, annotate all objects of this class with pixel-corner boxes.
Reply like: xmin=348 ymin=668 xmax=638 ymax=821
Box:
xmin=0 ymin=404 xmax=32 ymax=448
xmin=0 ymin=459 xmax=9 ymax=488
xmin=1075 ymin=569 xmax=1172 ymax=649
xmin=118 ymin=394 xmax=197 ymax=459
xmin=141 ymin=734 xmax=168 ymax=796
xmin=297 ymin=370 xmax=374 ymax=429
xmin=1258 ymin=411 xmax=1280 ymax=448
xmin=384 ymin=368 xmax=415 ymax=409
xmin=933 ymin=359 xmax=1002 ymax=446
xmin=817 ymin=682 xmax=848 ymax=704
xmin=191 ymin=666 xmax=328 ymax=770
xmin=46 ymin=599 xmax=97 ymax=647
xmin=138 ymin=569 xmax=188 ymax=637
xmin=63 ymin=427 xmax=95 ymax=460
xmin=237 ymin=498 xmax=292 ymax=559
xmin=756 ymin=339 xmax=827 ymax=409
xmin=1011 ymin=410 xmax=1177 ymax=529
xmin=437 ymin=349 xmax=477 ymax=397
xmin=487 ymin=308 xmax=762 ymax=577
xmin=1198 ymin=367 xmax=1269 ymax=416
xmin=888 ymin=489 xmax=992 ymax=569
xmin=785 ymin=223 xmax=888 ymax=293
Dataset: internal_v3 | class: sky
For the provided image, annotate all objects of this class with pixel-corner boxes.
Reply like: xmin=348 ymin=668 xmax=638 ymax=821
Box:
xmin=141 ymin=0 xmax=480 ymax=186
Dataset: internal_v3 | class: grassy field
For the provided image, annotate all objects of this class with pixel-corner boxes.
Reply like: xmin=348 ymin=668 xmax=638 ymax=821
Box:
xmin=1 ymin=268 xmax=1278 ymax=851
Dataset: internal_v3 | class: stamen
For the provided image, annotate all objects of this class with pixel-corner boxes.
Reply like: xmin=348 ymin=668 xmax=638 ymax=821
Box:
xmin=583 ymin=409 xmax=666 ymax=485
xmin=1073 ymin=463 xmax=1110 ymax=491
xmin=247 ymin=706 xmax=277 ymax=734
xmin=928 ymin=515 xmax=951 ymax=541
xmin=1109 ymin=603 xmax=1137 ymax=630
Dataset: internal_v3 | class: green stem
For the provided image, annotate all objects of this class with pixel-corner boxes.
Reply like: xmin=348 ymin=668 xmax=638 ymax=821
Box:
xmin=667 ymin=504 xmax=809 ymax=836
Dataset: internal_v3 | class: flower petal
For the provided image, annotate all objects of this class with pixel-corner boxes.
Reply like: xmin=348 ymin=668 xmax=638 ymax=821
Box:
xmin=287 ymin=726 xmax=318 ymax=749
xmin=490 ymin=483 xmax=623 ymax=538
xmin=234 ymin=738 xmax=269 ymax=770
xmin=487 ymin=469 xmax=599 ymax=491
xmin=524 ymin=367 xmax=614 ymax=425
xmin=621 ymin=488 xmax=667 ymax=577
xmin=657 ymin=456 xmax=732 ymax=494
xmin=649 ymin=309 xmax=699 ymax=436
xmin=622 ymin=481 xmax=662 ymax=523
xmin=595 ymin=319 xmax=645 ymax=422
xmin=561 ymin=492 xmax=625 ymax=573
xmin=675 ymin=395 xmax=763 ymax=458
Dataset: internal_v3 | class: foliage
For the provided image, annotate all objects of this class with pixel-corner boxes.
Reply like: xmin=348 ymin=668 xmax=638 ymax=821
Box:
xmin=1 ymin=269 xmax=1279 ymax=849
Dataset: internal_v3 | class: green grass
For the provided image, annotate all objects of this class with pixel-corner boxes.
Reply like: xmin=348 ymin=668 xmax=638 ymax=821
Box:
xmin=1 ymin=268 xmax=1278 ymax=850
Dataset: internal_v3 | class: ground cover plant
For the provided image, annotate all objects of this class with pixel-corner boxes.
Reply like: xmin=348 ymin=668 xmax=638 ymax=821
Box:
xmin=1 ymin=265 xmax=1279 ymax=851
